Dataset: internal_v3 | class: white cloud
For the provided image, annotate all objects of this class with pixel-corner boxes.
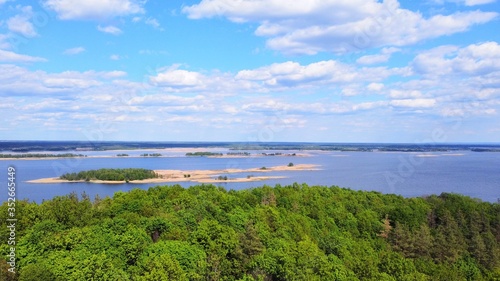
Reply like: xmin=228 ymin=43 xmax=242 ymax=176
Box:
xmin=390 ymin=98 xmax=437 ymax=108
xmin=110 ymin=54 xmax=120 ymax=60
xmin=43 ymin=77 xmax=101 ymax=89
xmin=7 ymin=6 xmax=38 ymax=38
xmin=236 ymin=60 xmax=358 ymax=87
xmin=412 ymin=42 xmax=500 ymax=77
xmin=357 ymin=54 xmax=391 ymax=65
xmin=0 ymin=34 xmax=11 ymax=49
xmin=464 ymin=0 xmax=496 ymax=5
xmin=434 ymin=0 xmax=496 ymax=6
xmin=0 ymin=65 xmax=127 ymax=96
xmin=43 ymin=0 xmax=145 ymax=20
xmin=97 ymin=25 xmax=122 ymax=35
xmin=145 ymin=17 xmax=162 ymax=29
xmin=367 ymin=83 xmax=385 ymax=92
xmin=0 ymin=49 xmax=46 ymax=62
xmin=389 ymin=90 xmax=423 ymax=99
xmin=149 ymin=69 xmax=206 ymax=88
xmin=357 ymin=47 xmax=400 ymax=65
xmin=63 ymin=46 xmax=86 ymax=55
xmin=128 ymin=94 xmax=205 ymax=107
xmin=183 ymin=0 xmax=497 ymax=54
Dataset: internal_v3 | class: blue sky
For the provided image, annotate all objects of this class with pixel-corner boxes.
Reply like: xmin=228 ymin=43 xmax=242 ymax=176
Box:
xmin=0 ymin=0 xmax=499 ymax=143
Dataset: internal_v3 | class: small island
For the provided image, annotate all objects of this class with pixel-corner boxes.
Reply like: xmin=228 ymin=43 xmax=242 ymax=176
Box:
xmin=29 ymin=164 xmax=321 ymax=184
xmin=60 ymin=168 xmax=160 ymax=182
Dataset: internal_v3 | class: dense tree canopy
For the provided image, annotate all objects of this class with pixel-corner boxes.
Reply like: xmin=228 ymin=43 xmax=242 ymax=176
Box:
xmin=1 ymin=184 xmax=499 ymax=280
xmin=59 ymin=168 xmax=159 ymax=182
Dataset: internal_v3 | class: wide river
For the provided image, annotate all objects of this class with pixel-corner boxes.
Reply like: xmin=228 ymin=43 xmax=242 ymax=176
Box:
xmin=1 ymin=148 xmax=499 ymax=203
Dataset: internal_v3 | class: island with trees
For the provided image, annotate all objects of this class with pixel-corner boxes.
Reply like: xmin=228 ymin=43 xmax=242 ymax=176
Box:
xmin=29 ymin=164 xmax=319 ymax=184
xmin=60 ymin=168 xmax=160 ymax=182
xmin=1 ymin=184 xmax=498 ymax=280
xmin=0 ymin=153 xmax=86 ymax=159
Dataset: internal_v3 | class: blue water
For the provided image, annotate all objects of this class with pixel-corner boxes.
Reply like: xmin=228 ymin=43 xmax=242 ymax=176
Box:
xmin=0 ymin=150 xmax=499 ymax=203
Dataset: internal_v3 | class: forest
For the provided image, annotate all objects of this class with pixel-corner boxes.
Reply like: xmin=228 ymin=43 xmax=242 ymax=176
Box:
xmin=59 ymin=168 xmax=159 ymax=182
xmin=1 ymin=183 xmax=499 ymax=280
xmin=0 ymin=153 xmax=86 ymax=159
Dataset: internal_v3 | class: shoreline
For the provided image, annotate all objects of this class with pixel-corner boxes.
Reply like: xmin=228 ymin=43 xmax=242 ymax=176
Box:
xmin=27 ymin=164 xmax=321 ymax=184
xmin=0 ymin=152 xmax=311 ymax=161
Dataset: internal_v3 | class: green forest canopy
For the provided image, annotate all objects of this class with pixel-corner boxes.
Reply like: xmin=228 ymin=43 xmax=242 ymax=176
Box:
xmin=1 ymin=184 xmax=499 ymax=280
xmin=59 ymin=168 xmax=159 ymax=182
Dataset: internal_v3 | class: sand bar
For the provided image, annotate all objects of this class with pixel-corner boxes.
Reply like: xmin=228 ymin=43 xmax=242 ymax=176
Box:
xmin=28 ymin=164 xmax=320 ymax=184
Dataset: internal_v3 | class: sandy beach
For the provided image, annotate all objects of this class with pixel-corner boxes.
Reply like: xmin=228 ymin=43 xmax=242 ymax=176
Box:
xmin=28 ymin=164 xmax=320 ymax=184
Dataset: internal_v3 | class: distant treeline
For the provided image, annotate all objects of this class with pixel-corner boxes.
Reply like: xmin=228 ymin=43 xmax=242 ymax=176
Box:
xmin=226 ymin=152 xmax=251 ymax=156
xmin=2 ymin=141 xmax=500 ymax=153
xmin=60 ymin=168 xmax=159 ymax=181
xmin=262 ymin=152 xmax=296 ymax=156
xmin=0 ymin=153 xmax=86 ymax=159
xmin=186 ymin=152 xmax=223 ymax=156
xmin=471 ymin=148 xmax=500 ymax=152
xmin=141 ymin=153 xmax=162 ymax=157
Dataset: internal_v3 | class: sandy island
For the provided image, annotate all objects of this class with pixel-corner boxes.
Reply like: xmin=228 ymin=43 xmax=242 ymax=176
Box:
xmin=28 ymin=164 xmax=321 ymax=184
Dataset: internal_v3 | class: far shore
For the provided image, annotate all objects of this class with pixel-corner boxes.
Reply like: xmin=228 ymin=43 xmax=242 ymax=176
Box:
xmin=27 ymin=164 xmax=321 ymax=184
xmin=0 ymin=152 xmax=311 ymax=161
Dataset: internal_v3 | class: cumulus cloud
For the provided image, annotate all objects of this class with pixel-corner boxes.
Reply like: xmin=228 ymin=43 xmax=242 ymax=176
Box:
xmin=236 ymin=60 xmax=358 ymax=87
xmin=367 ymin=83 xmax=385 ymax=92
xmin=145 ymin=18 xmax=162 ymax=30
xmin=357 ymin=47 xmax=400 ymax=65
xmin=149 ymin=69 xmax=206 ymax=88
xmin=0 ymin=65 xmax=126 ymax=96
xmin=412 ymin=41 xmax=500 ymax=77
xmin=433 ymin=0 xmax=496 ymax=6
xmin=390 ymin=98 xmax=437 ymax=108
xmin=0 ymin=49 xmax=47 ymax=62
xmin=97 ymin=25 xmax=123 ymax=35
xmin=7 ymin=6 xmax=38 ymax=38
xmin=464 ymin=0 xmax=496 ymax=5
xmin=183 ymin=0 xmax=497 ymax=54
xmin=43 ymin=0 xmax=145 ymax=20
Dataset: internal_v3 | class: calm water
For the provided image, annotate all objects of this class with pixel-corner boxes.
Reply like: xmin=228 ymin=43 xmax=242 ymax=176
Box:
xmin=0 ymin=149 xmax=499 ymax=203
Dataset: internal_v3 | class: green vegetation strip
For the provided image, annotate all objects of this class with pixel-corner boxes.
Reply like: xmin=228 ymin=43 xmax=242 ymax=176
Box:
xmin=60 ymin=168 xmax=159 ymax=181
xmin=0 ymin=153 xmax=86 ymax=159
xmin=186 ymin=152 xmax=223 ymax=156
xmin=2 ymin=184 xmax=499 ymax=280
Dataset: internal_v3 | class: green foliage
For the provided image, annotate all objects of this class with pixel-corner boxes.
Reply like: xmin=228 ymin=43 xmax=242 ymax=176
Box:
xmin=186 ymin=152 xmax=223 ymax=156
xmin=60 ymin=168 xmax=159 ymax=181
xmin=0 ymin=153 xmax=86 ymax=158
xmin=19 ymin=263 xmax=57 ymax=281
xmin=2 ymin=184 xmax=499 ymax=280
